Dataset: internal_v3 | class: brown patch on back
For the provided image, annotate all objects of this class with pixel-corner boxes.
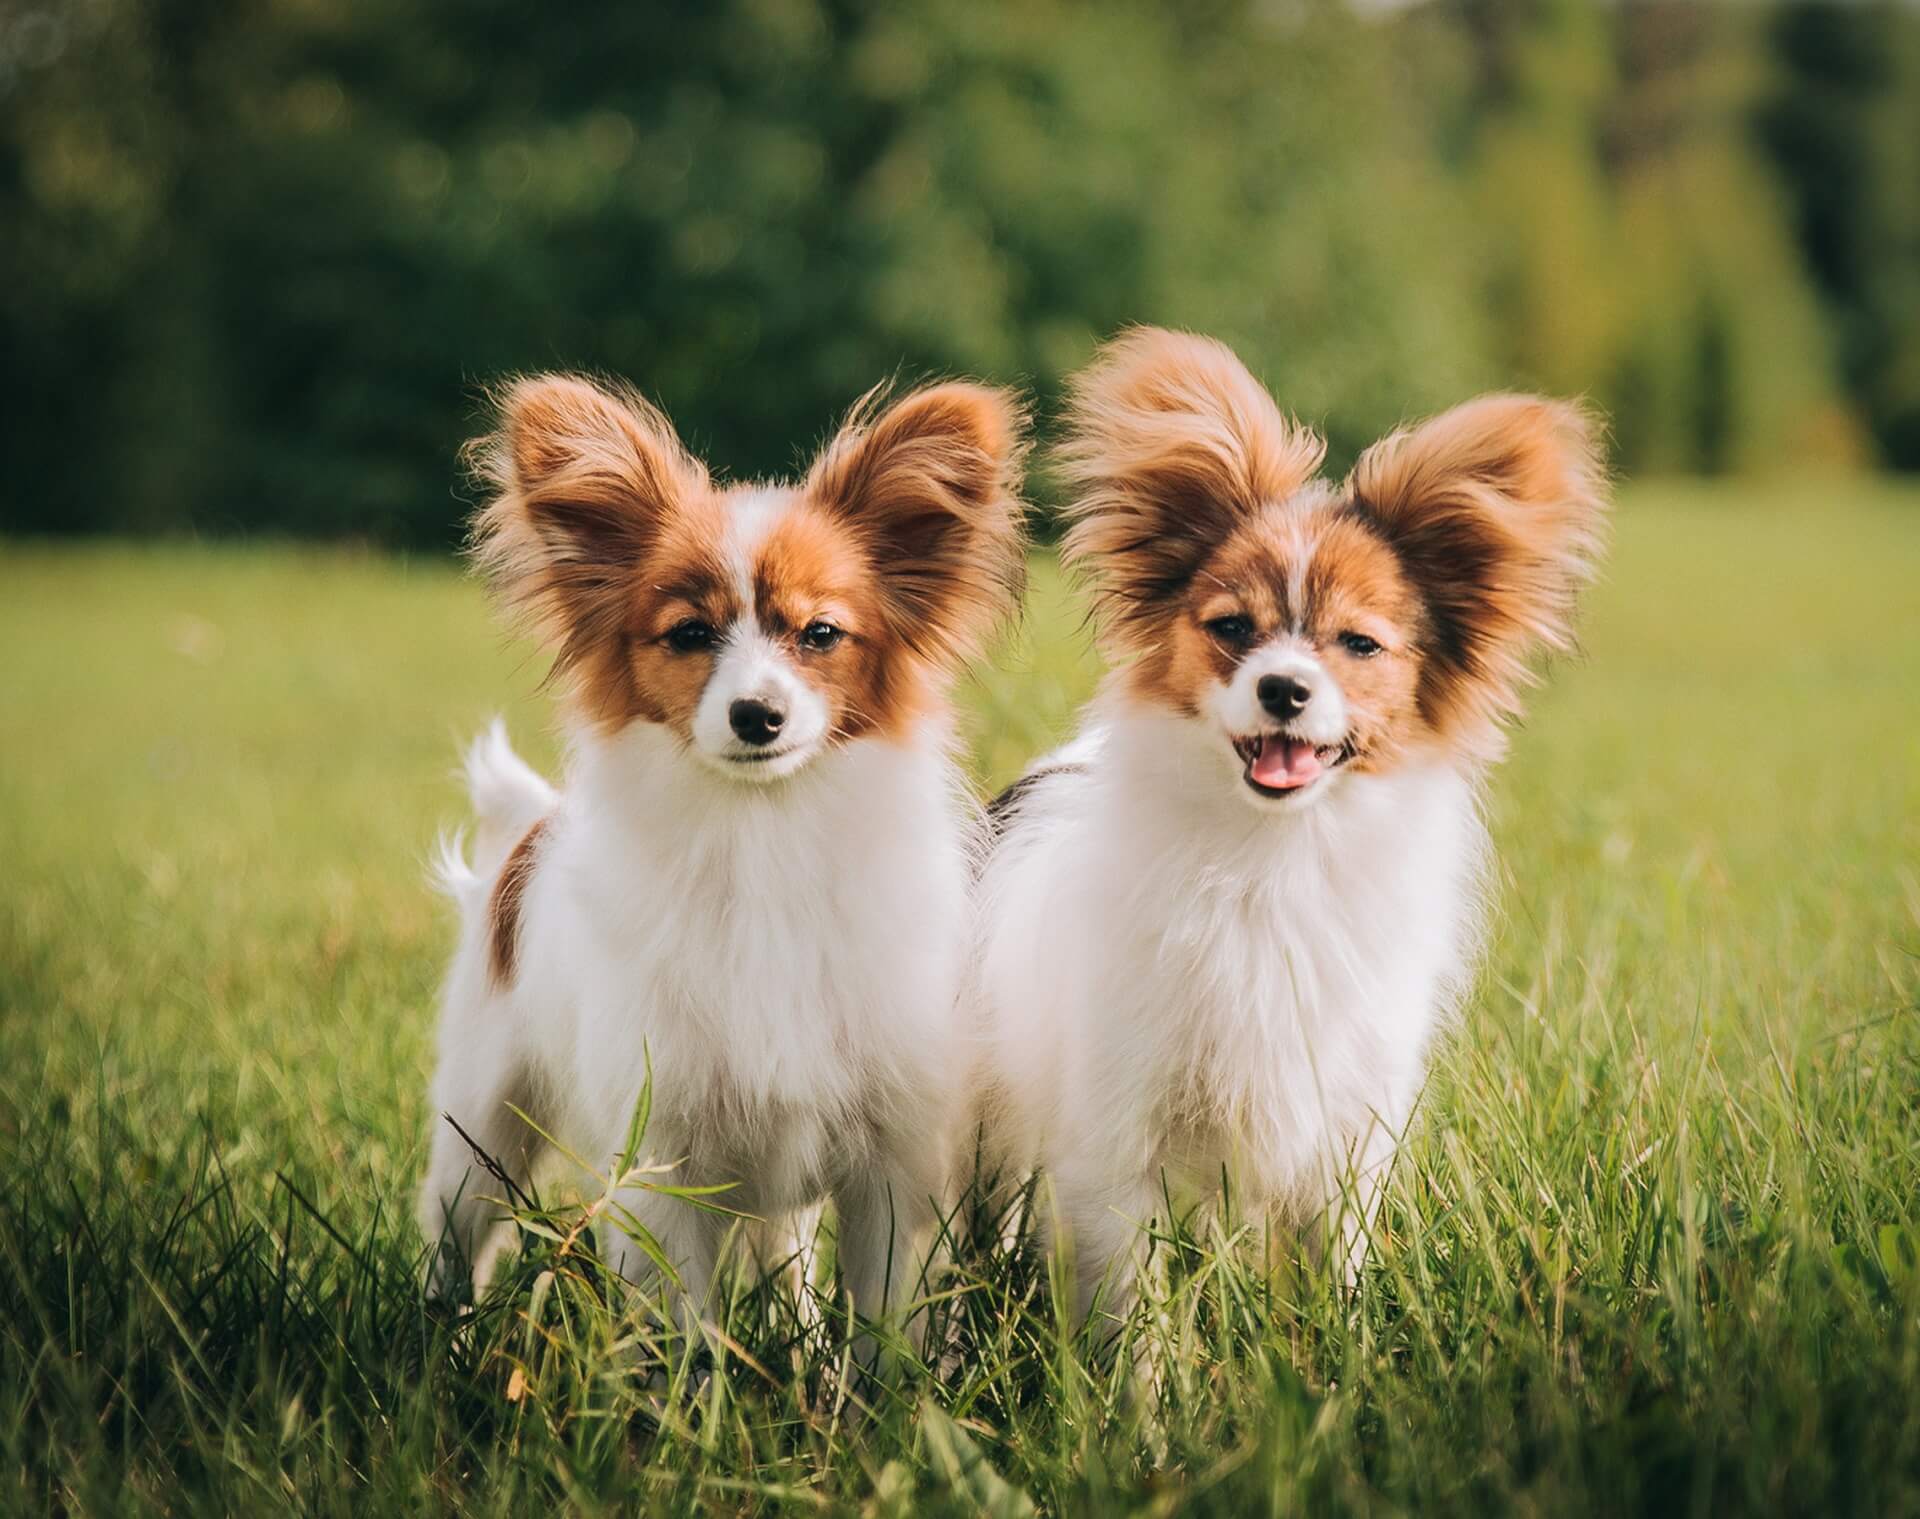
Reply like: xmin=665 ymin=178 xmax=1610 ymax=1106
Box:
xmin=487 ymin=816 xmax=549 ymax=990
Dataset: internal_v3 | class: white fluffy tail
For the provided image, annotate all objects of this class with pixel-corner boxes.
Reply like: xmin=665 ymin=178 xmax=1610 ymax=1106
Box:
xmin=434 ymin=719 xmax=557 ymax=898
xmin=466 ymin=719 xmax=558 ymax=865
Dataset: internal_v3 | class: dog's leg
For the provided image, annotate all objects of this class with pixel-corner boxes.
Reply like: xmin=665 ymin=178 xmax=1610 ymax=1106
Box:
xmin=833 ymin=1153 xmax=943 ymax=1373
xmin=1050 ymin=1159 xmax=1158 ymax=1339
xmin=601 ymin=1180 xmax=728 ymax=1344
xmin=589 ymin=1182 xmax=734 ymax=1413
xmin=1313 ymin=1108 xmax=1406 ymax=1290
xmin=418 ymin=1059 xmax=546 ymax=1302
xmin=746 ymin=1205 xmax=821 ymax=1324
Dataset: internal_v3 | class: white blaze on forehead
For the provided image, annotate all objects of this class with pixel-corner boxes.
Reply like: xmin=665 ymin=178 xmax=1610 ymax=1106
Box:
xmin=1276 ymin=517 xmax=1315 ymax=633
xmin=724 ymin=486 xmax=799 ymax=605
xmin=1271 ymin=488 xmax=1336 ymax=633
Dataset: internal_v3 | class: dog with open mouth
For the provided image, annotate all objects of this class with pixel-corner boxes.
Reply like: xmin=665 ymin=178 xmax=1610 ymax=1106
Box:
xmin=975 ymin=328 xmax=1608 ymax=1326
xmin=418 ymin=373 xmax=1027 ymax=1362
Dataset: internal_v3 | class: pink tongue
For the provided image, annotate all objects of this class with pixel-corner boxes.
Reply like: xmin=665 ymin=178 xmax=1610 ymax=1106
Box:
xmin=1250 ymin=736 xmax=1322 ymax=789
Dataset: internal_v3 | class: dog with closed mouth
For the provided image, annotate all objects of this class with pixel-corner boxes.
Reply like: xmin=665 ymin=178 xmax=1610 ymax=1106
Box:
xmin=975 ymin=328 xmax=1608 ymax=1325
xmin=419 ymin=373 xmax=1027 ymax=1356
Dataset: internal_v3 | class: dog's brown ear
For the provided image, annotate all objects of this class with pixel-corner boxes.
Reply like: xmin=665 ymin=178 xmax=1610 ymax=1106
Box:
xmin=806 ymin=381 xmax=1029 ymax=669
xmin=469 ymin=374 xmax=708 ymax=683
xmin=1055 ymin=327 xmax=1325 ymax=652
xmin=1348 ymin=394 xmax=1609 ymax=753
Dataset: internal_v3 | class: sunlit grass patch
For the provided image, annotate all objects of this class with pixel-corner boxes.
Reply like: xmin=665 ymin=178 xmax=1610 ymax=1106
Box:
xmin=2 ymin=479 xmax=1918 ymax=1514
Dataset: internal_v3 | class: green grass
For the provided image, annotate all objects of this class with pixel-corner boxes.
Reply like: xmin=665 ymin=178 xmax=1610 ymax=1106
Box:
xmin=3 ymin=477 xmax=1919 ymax=1516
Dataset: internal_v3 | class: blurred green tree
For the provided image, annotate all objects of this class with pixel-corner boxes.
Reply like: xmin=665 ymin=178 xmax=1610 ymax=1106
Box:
xmin=0 ymin=0 xmax=1888 ymax=545
xmin=1451 ymin=0 xmax=1847 ymax=474
xmin=1759 ymin=0 xmax=1920 ymax=467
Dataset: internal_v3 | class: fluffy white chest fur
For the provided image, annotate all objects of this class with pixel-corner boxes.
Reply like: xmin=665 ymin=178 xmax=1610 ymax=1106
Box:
xmin=978 ymin=704 xmax=1488 ymax=1306
xmin=423 ymin=721 xmax=974 ymax=1311
xmin=530 ymin=727 xmax=970 ymax=1167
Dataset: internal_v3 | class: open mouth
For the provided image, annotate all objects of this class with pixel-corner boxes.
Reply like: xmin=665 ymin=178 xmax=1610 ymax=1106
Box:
xmin=1231 ymin=732 xmax=1353 ymax=798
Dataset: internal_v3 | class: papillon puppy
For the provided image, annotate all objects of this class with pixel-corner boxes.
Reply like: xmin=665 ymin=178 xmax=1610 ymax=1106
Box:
xmin=419 ymin=373 xmax=1027 ymax=1352
xmin=976 ymin=328 xmax=1607 ymax=1324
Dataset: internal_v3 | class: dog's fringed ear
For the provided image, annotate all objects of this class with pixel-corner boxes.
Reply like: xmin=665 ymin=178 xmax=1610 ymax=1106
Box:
xmin=806 ymin=382 xmax=1029 ymax=670
xmin=1056 ymin=327 xmax=1325 ymax=650
xmin=469 ymin=374 xmax=708 ymax=683
xmin=1348 ymin=394 xmax=1609 ymax=754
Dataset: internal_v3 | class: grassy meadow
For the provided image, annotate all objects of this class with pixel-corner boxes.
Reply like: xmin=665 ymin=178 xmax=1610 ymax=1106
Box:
xmin=2 ymin=479 xmax=1919 ymax=1515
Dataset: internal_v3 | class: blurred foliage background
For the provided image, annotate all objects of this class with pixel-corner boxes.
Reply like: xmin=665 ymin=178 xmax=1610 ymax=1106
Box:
xmin=3 ymin=0 xmax=1917 ymax=546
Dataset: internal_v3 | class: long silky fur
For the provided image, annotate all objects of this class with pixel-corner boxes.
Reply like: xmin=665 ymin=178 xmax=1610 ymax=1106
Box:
xmin=1348 ymin=394 xmax=1609 ymax=759
xmin=976 ymin=329 xmax=1610 ymax=1325
xmin=805 ymin=380 xmax=1030 ymax=672
xmin=420 ymin=372 xmax=1031 ymax=1352
xmin=464 ymin=374 xmax=710 ymax=728
xmin=1055 ymin=327 xmax=1326 ymax=655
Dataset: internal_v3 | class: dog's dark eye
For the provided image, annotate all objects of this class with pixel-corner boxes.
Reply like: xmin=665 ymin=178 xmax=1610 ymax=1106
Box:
xmin=799 ymin=620 xmax=844 ymax=652
xmin=1205 ymin=614 xmax=1255 ymax=647
xmin=1338 ymin=631 xmax=1383 ymax=658
xmin=665 ymin=619 xmax=715 ymax=653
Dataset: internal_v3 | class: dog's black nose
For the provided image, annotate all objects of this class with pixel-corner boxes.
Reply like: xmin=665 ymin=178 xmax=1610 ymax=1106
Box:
xmin=728 ymin=698 xmax=786 ymax=746
xmin=1257 ymin=674 xmax=1312 ymax=717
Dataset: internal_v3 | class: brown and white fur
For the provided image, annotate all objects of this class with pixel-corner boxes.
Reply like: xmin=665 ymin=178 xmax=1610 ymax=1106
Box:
xmin=419 ymin=374 xmax=1027 ymax=1357
xmin=976 ymin=328 xmax=1607 ymax=1327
